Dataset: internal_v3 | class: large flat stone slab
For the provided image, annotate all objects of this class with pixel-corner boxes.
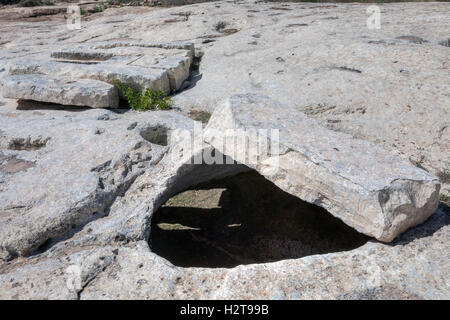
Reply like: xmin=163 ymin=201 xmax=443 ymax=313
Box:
xmin=1 ymin=41 xmax=194 ymax=108
xmin=7 ymin=62 xmax=171 ymax=95
xmin=204 ymin=94 xmax=440 ymax=242
xmin=1 ymin=75 xmax=119 ymax=108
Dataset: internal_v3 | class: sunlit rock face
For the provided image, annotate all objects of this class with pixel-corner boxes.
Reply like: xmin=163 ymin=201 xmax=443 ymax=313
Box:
xmin=0 ymin=1 xmax=449 ymax=300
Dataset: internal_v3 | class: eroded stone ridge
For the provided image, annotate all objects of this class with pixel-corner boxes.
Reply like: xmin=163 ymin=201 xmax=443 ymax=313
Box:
xmin=204 ymin=94 xmax=441 ymax=242
xmin=0 ymin=41 xmax=194 ymax=108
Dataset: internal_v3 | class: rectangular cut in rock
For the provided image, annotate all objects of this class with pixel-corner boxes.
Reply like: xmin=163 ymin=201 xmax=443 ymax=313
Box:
xmin=147 ymin=56 xmax=192 ymax=92
xmin=1 ymin=74 xmax=119 ymax=108
xmin=91 ymin=41 xmax=195 ymax=55
xmin=50 ymin=50 xmax=114 ymax=62
xmin=204 ymin=94 xmax=440 ymax=242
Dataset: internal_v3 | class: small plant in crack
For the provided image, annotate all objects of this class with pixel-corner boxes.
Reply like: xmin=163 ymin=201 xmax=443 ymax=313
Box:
xmin=18 ymin=0 xmax=43 ymax=6
xmin=188 ymin=110 xmax=211 ymax=124
xmin=411 ymin=155 xmax=427 ymax=172
xmin=215 ymin=21 xmax=228 ymax=32
xmin=92 ymin=5 xmax=103 ymax=13
xmin=440 ymin=194 xmax=450 ymax=205
xmin=438 ymin=171 xmax=450 ymax=184
xmin=112 ymin=80 xmax=172 ymax=111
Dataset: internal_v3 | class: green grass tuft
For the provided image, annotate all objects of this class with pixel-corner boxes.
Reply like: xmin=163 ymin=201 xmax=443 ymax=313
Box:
xmin=113 ymin=80 xmax=172 ymax=111
xmin=92 ymin=5 xmax=103 ymax=13
xmin=440 ymin=194 xmax=450 ymax=204
xmin=18 ymin=0 xmax=42 ymax=7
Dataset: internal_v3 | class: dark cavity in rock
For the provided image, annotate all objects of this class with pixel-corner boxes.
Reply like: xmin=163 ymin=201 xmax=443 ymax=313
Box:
xmin=286 ymin=23 xmax=308 ymax=28
xmin=395 ymin=35 xmax=427 ymax=44
xmin=8 ymin=137 xmax=49 ymax=151
xmin=269 ymin=7 xmax=292 ymax=11
xmin=332 ymin=66 xmax=362 ymax=73
xmin=0 ymin=156 xmax=35 ymax=174
xmin=140 ymin=125 xmax=168 ymax=146
xmin=150 ymin=171 xmax=369 ymax=268
xmin=438 ymin=38 xmax=450 ymax=47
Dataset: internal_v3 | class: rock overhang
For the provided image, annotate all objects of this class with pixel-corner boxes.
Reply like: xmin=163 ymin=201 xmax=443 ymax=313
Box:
xmin=0 ymin=91 xmax=441 ymax=261
xmin=203 ymin=93 xmax=441 ymax=242
xmin=0 ymin=91 xmax=447 ymax=299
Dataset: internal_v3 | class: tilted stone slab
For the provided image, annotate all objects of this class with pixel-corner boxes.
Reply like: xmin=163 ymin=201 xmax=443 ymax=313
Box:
xmin=2 ymin=41 xmax=194 ymax=108
xmin=1 ymin=74 xmax=119 ymax=108
xmin=204 ymin=94 xmax=440 ymax=242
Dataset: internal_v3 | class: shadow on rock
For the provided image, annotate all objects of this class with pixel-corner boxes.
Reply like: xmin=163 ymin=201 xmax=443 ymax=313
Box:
xmin=17 ymin=99 xmax=90 ymax=112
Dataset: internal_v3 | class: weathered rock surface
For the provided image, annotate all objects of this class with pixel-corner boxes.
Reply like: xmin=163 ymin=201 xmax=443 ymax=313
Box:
xmin=0 ymin=1 xmax=449 ymax=300
xmin=0 ymin=0 xmax=442 ymax=194
xmin=0 ymin=107 xmax=168 ymax=259
xmin=0 ymin=98 xmax=448 ymax=299
xmin=205 ymin=94 xmax=440 ymax=242
xmin=0 ymin=102 xmax=246 ymax=261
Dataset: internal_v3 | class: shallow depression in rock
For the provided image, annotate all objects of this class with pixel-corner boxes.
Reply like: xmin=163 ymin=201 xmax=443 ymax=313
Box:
xmin=149 ymin=171 xmax=369 ymax=268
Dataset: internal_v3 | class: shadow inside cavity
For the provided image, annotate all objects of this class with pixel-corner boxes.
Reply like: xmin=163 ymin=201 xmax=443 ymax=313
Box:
xmin=150 ymin=170 xmax=369 ymax=268
xmin=16 ymin=99 xmax=130 ymax=114
xmin=16 ymin=99 xmax=90 ymax=112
